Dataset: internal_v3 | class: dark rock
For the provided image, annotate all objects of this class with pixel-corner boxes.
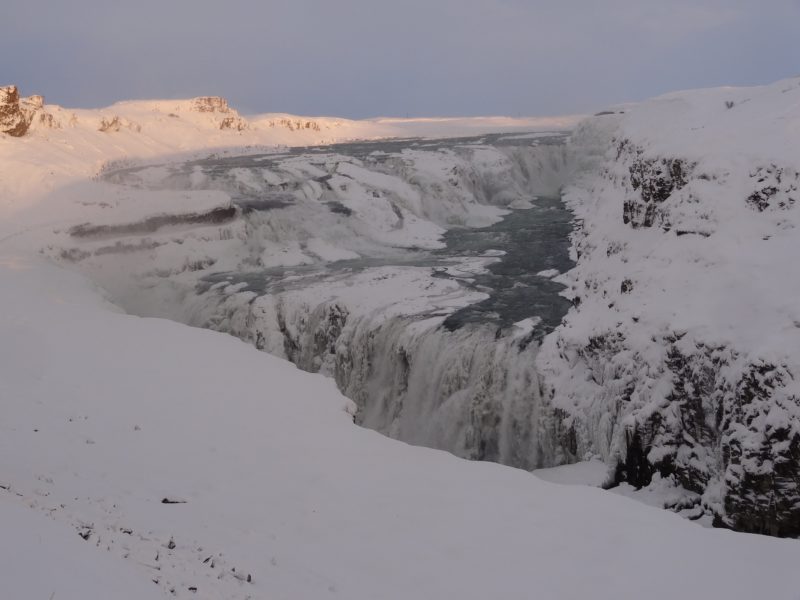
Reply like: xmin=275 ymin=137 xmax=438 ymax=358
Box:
xmin=0 ymin=85 xmax=30 ymax=136
xmin=99 ymin=115 xmax=141 ymax=133
xmin=624 ymin=156 xmax=692 ymax=228
xmin=720 ymin=362 xmax=800 ymax=537
xmin=615 ymin=429 xmax=656 ymax=488
xmin=219 ymin=116 xmax=247 ymax=131
xmin=69 ymin=205 xmax=237 ymax=238
xmin=1 ymin=87 xmax=56 ymax=136
xmin=600 ymin=336 xmax=800 ymax=536
xmin=193 ymin=96 xmax=231 ymax=113
xmin=746 ymin=166 xmax=798 ymax=211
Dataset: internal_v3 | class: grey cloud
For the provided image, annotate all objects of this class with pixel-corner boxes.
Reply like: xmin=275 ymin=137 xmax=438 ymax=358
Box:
xmin=1 ymin=0 xmax=798 ymax=117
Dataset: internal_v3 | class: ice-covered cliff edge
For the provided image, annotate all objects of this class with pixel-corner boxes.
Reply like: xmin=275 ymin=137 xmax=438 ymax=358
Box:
xmin=539 ymin=77 xmax=800 ymax=535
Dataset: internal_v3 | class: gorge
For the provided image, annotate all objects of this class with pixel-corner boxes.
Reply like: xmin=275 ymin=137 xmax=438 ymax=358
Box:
xmin=29 ymin=79 xmax=800 ymax=537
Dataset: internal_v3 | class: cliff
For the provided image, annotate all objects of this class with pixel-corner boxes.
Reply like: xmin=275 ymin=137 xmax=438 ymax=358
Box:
xmin=539 ymin=77 xmax=800 ymax=535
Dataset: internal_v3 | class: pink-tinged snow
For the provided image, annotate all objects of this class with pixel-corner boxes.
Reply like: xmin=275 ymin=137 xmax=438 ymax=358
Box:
xmin=364 ymin=115 xmax=580 ymax=139
xmin=2 ymin=257 xmax=800 ymax=599
xmin=0 ymin=93 xmax=579 ymax=217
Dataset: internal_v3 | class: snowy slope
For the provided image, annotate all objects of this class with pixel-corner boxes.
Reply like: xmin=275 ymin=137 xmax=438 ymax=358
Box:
xmin=3 ymin=257 xmax=800 ymax=599
xmin=538 ymin=77 xmax=800 ymax=535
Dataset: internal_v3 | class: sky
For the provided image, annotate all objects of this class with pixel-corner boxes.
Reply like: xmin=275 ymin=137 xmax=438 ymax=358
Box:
xmin=2 ymin=0 xmax=799 ymax=118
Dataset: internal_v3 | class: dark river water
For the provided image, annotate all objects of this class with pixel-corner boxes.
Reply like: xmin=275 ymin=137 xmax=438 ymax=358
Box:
xmin=200 ymin=200 xmax=573 ymax=339
xmin=436 ymin=195 xmax=573 ymax=336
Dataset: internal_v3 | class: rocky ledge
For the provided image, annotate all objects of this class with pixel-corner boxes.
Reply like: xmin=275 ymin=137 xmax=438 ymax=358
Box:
xmin=0 ymin=85 xmax=57 ymax=136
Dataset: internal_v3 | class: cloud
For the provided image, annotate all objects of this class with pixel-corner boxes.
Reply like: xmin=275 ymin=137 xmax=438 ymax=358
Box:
xmin=0 ymin=0 xmax=798 ymax=117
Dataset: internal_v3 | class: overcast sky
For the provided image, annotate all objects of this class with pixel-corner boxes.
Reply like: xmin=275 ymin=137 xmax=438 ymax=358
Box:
xmin=2 ymin=0 xmax=798 ymax=118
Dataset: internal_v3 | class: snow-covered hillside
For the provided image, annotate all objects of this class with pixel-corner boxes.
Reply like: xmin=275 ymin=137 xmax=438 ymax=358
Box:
xmin=538 ymin=77 xmax=800 ymax=535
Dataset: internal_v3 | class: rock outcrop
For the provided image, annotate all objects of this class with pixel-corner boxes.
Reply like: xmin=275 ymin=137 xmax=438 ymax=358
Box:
xmin=192 ymin=96 xmax=231 ymax=113
xmin=192 ymin=96 xmax=248 ymax=131
xmin=98 ymin=115 xmax=141 ymax=133
xmin=267 ymin=118 xmax=322 ymax=133
xmin=1 ymin=85 xmax=31 ymax=136
xmin=1 ymin=86 xmax=58 ymax=136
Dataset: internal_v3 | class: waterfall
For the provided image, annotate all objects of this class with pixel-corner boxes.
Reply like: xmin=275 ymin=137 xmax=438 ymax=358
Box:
xmin=54 ymin=134 xmax=575 ymax=470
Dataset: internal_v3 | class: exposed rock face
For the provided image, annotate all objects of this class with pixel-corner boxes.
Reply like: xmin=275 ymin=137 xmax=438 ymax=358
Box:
xmin=719 ymin=362 xmax=800 ymax=536
xmin=1 ymin=86 xmax=58 ymax=136
xmin=267 ymin=118 xmax=322 ymax=132
xmin=191 ymin=96 xmax=248 ymax=131
xmin=192 ymin=96 xmax=230 ymax=113
xmin=619 ymin=141 xmax=694 ymax=228
xmin=603 ymin=337 xmax=800 ymax=536
xmin=746 ymin=165 xmax=798 ymax=212
xmin=98 ymin=116 xmax=141 ymax=133
xmin=1 ymin=85 xmax=30 ymax=136
xmin=219 ymin=116 xmax=247 ymax=131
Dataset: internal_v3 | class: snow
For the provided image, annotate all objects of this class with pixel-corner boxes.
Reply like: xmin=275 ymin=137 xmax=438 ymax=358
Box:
xmin=536 ymin=268 xmax=560 ymax=278
xmin=0 ymin=494 xmax=163 ymax=600
xmin=0 ymin=93 xmax=578 ymax=218
xmin=305 ymin=237 xmax=361 ymax=262
xmin=533 ymin=459 xmax=609 ymax=486
xmin=365 ymin=115 xmax=579 ymax=139
xmin=2 ymin=84 xmax=800 ymax=596
xmin=536 ymin=76 xmax=800 ymax=527
xmin=2 ymin=257 xmax=800 ymax=599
